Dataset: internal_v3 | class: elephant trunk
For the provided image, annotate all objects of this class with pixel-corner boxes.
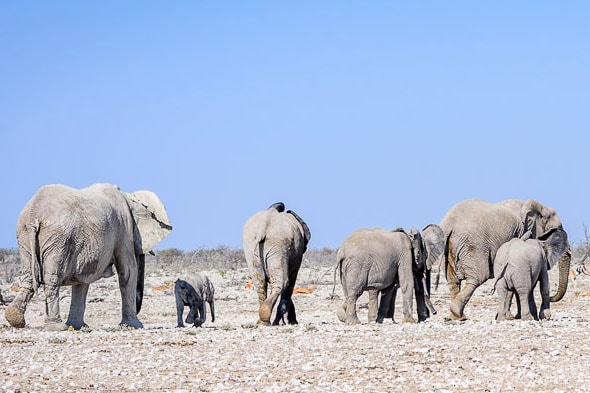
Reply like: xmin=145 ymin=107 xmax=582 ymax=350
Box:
xmin=209 ymin=300 xmax=215 ymax=323
xmin=136 ymin=254 xmax=146 ymax=314
xmin=550 ymin=249 xmax=571 ymax=302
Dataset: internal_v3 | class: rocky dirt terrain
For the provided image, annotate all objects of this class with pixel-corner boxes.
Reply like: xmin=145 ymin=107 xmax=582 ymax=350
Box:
xmin=1 ymin=260 xmax=590 ymax=392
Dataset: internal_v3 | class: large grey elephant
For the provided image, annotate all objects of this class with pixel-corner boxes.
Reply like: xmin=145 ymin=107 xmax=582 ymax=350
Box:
xmin=175 ymin=274 xmax=215 ymax=327
xmin=242 ymin=202 xmax=311 ymax=326
xmin=335 ymin=225 xmax=444 ymax=325
xmin=493 ymin=228 xmax=568 ymax=321
xmin=5 ymin=183 xmax=172 ymax=331
xmin=439 ymin=198 xmax=571 ymax=321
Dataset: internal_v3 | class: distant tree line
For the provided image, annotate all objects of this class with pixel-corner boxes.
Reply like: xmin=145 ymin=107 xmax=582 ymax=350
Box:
xmin=2 ymin=239 xmax=588 ymax=286
xmin=0 ymin=247 xmax=339 ymax=285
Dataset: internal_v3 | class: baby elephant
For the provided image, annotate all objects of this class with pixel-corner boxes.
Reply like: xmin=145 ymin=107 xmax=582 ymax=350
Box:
xmin=174 ymin=274 xmax=215 ymax=327
xmin=493 ymin=228 xmax=568 ymax=321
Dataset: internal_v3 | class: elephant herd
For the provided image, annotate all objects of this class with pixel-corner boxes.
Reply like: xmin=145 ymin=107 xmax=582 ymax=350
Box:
xmin=3 ymin=183 xmax=582 ymax=331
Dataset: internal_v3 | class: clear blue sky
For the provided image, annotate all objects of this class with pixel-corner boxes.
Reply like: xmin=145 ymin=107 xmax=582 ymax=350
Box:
xmin=1 ymin=2 xmax=588 ymax=251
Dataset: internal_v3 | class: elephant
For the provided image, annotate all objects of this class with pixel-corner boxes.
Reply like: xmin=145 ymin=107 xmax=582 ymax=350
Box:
xmin=493 ymin=228 xmax=568 ymax=321
xmin=175 ymin=274 xmax=215 ymax=327
xmin=439 ymin=198 xmax=571 ymax=321
xmin=4 ymin=183 xmax=172 ymax=331
xmin=334 ymin=225 xmax=444 ymax=325
xmin=242 ymin=202 xmax=311 ymax=326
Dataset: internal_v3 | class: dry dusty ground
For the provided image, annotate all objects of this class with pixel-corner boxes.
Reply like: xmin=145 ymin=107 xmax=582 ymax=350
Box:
xmin=1 ymin=263 xmax=590 ymax=393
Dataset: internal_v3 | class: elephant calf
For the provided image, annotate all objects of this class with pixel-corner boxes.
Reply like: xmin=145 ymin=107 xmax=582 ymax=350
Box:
xmin=493 ymin=228 xmax=568 ymax=321
xmin=175 ymin=274 xmax=215 ymax=328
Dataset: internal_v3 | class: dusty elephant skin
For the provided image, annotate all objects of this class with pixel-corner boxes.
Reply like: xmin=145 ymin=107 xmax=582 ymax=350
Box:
xmin=334 ymin=225 xmax=444 ymax=325
xmin=5 ymin=183 xmax=172 ymax=331
xmin=439 ymin=198 xmax=571 ymax=321
xmin=242 ymin=202 xmax=311 ymax=326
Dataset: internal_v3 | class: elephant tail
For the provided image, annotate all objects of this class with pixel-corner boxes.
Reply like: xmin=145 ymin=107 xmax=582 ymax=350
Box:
xmin=491 ymin=263 xmax=509 ymax=295
xmin=27 ymin=220 xmax=43 ymax=292
xmin=435 ymin=231 xmax=452 ymax=291
xmin=332 ymin=252 xmax=344 ymax=296
xmin=253 ymin=228 xmax=268 ymax=279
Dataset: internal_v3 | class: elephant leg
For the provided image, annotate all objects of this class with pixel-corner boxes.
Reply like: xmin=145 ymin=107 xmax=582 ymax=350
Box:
xmin=337 ymin=300 xmax=348 ymax=323
xmin=538 ymin=272 xmax=551 ymax=320
xmin=274 ymin=265 xmax=300 ymax=325
xmin=65 ymin=283 xmax=90 ymax=330
xmin=261 ymin=262 xmax=284 ymax=326
xmin=209 ymin=300 xmax=215 ymax=323
xmin=504 ymin=292 xmax=516 ymax=320
xmin=5 ymin=284 xmax=34 ymax=329
xmin=398 ymin=266 xmax=417 ymax=324
xmin=528 ymin=290 xmax=538 ymax=321
xmin=261 ymin=286 xmax=281 ymax=325
xmin=192 ymin=303 xmax=205 ymax=327
xmin=447 ymin=261 xmax=461 ymax=300
xmin=518 ymin=290 xmax=535 ymax=321
xmin=286 ymin=298 xmax=297 ymax=325
xmin=186 ymin=306 xmax=197 ymax=324
xmin=272 ymin=293 xmax=289 ymax=326
xmin=495 ymin=282 xmax=510 ymax=321
xmin=116 ymin=255 xmax=143 ymax=329
xmin=344 ymin=295 xmax=362 ymax=325
xmin=414 ymin=275 xmax=429 ymax=322
xmin=43 ymin=282 xmax=67 ymax=331
xmin=449 ymin=280 xmax=481 ymax=321
xmin=376 ymin=286 xmax=395 ymax=323
xmin=368 ymin=290 xmax=379 ymax=323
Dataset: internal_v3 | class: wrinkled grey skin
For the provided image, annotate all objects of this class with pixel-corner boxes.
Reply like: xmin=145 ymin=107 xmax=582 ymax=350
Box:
xmin=242 ymin=202 xmax=311 ymax=326
xmin=439 ymin=198 xmax=570 ymax=321
xmin=335 ymin=225 xmax=444 ymax=325
xmin=5 ymin=183 xmax=172 ymax=331
xmin=175 ymin=274 xmax=215 ymax=327
xmin=493 ymin=229 xmax=568 ymax=321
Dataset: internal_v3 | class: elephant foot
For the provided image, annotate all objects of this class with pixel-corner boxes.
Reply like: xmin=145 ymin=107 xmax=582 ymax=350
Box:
xmin=539 ymin=309 xmax=551 ymax=320
xmin=402 ymin=316 xmax=417 ymax=323
xmin=259 ymin=304 xmax=272 ymax=324
xmin=44 ymin=320 xmax=69 ymax=331
xmin=119 ymin=318 xmax=144 ymax=329
xmin=336 ymin=307 xmax=347 ymax=323
xmin=257 ymin=319 xmax=271 ymax=326
xmin=448 ymin=313 xmax=467 ymax=321
xmin=449 ymin=301 xmax=467 ymax=321
xmin=65 ymin=318 xmax=89 ymax=331
xmin=345 ymin=316 xmax=361 ymax=325
xmin=5 ymin=306 xmax=26 ymax=328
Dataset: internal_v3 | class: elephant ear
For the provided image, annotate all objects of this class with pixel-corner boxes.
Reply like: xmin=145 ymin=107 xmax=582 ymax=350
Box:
xmin=287 ymin=210 xmax=311 ymax=248
xmin=421 ymin=224 xmax=445 ymax=270
xmin=268 ymin=202 xmax=285 ymax=212
xmin=126 ymin=190 xmax=173 ymax=254
xmin=538 ymin=228 xmax=569 ymax=270
xmin=521 ymin=200 xmax=544 ymax=238
xmin=408 ymin=227 xmax=426 ymax=270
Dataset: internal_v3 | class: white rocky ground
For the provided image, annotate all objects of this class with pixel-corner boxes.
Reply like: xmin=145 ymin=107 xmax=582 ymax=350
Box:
xmin=1 ymin=263 xmax=590 ymax=393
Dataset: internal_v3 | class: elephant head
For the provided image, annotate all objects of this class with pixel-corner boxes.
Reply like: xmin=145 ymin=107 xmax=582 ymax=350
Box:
xmin=538 ymin=228 xmax=569 ymax=270
xmin=520 ymin=200 xmax=563 ymax=238
xmin=519 ymin=200 xmax=570 ymax=302
xmin=125 ymin=190 xmax=173 ymax=314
